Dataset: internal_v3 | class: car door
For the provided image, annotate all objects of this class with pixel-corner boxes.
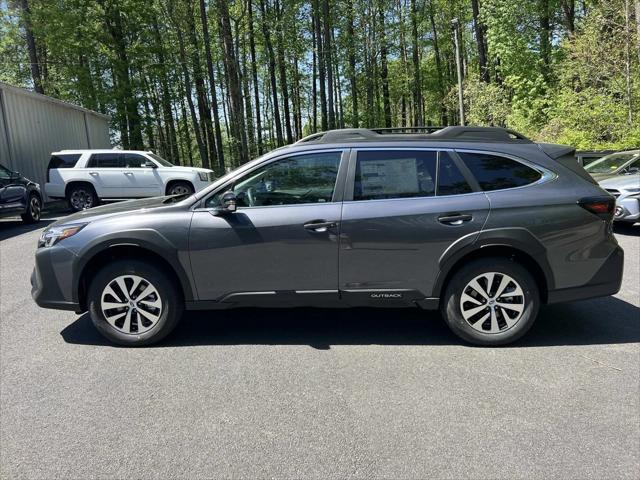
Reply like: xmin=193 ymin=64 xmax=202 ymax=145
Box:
xmin=85 ymin=153 xmax=126 ymax=198
xmin=189 ymin=150 xmax=347 ymax=304
xmin=338 ymin=149 xmax=490 ymax=305
xmin=0 ymin=164 xmax=26 ymax=214
xmin=121 ymin=153 xmax=162 ymax=197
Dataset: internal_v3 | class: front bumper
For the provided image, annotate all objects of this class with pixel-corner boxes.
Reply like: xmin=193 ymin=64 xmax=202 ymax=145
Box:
xmin=547 ymin=246 xmax=624 ymax=304
xmin=31 ymin=244 xmax=81 ymax=312
xmin=614 ymin=196 xmax=640 ymax=222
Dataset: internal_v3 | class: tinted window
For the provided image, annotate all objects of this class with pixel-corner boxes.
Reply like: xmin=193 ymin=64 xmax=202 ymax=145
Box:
xmin=208 ymin=152 xmax=341 ymax=208
xmin=122 ymin=153 xmax=147 ymax=168
xmin=88 ymin=153 xmax=122 ymax=168
xmin=0 ymin=164 xmax=11 ymax=180
xmin=437 ymin=152 xmax=473 ymax=195
xmin=48 ymin=154 xmax=80 ymax=169
xmin=459 ymin=152 xmax=541 ymax=191
xmin=354 ymin=150 xmax=437 ymax=200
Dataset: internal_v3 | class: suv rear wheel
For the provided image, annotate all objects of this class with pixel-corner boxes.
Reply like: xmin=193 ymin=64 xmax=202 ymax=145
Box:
xmin=67 ymin=184 xmax=98 ymax=211
xmin=87 ymin=260 xmax=183 ymax=346
xmin=441 ymin=258 xmax=540 ymax=346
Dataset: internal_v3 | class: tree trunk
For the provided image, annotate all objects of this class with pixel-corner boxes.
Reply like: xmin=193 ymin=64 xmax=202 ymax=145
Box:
xmin=247 ymin=0 xmax=264 ymax=154
xmin=322 ymin=0 xmax=336 ymax=129
xmin=428 ymin=0 xmax=447 ymax=124
xmin=274 ymin=0 xmax=293 ymax=143
xmin=102 ymin=0 xmax=143 ymax=148
xmin=312 ymin=0 xmax=328 ymax=131
xmin=410 ymin=0 xmax=423 ymax=126
xmin=199 ymin=0 xmax=225 ymax=171
xmin=260 ymin=0 xmax=284 ymax=146
xmin=346 ymin=0 xmax=359 ymax=127
xmin=172 ymin=4 xmax=207 ymax=166
xmin=539 ymin=0 xmax=551 ymax=83
xmin=379 ymin=2 xmax=392 ymax=128
xmin=19 ymin=0 xmax=44 ymax=94
xmin=471 ymin=0 xmax=490 ymax=82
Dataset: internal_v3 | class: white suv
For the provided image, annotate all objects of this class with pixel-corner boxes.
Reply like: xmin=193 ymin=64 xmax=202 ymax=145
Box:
xmin=45 ymin=150 xmax=215 ymax=211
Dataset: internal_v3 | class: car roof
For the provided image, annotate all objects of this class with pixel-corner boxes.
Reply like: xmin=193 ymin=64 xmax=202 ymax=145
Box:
xmin=51 ymin=149 xmax=152 ymax=155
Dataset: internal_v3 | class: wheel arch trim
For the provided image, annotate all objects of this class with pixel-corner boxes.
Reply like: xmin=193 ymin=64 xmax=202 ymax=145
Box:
xmin=73 ymin=233 xmax=195 ymax=309
xmin=433 ymin=227 xmax=554 ymax=300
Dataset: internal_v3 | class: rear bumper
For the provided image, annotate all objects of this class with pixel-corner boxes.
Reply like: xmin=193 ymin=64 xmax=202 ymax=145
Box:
xmin=547 ymin=246 xmax=624 ymax=304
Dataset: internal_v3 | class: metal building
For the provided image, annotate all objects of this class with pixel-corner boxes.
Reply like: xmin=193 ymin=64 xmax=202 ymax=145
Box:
xmin=0 ymin=81 xmax=110 ymax=200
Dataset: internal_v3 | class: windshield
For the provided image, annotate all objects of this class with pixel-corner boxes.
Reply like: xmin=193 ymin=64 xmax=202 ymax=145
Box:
xmin=148 ymin=153 xmax=174 ymax=167
xmin=585 ymin=152 xmax=639 ymax=173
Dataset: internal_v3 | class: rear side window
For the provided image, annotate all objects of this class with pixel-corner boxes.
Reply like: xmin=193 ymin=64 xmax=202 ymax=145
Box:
xmin=437 ymin=152 xmax=473 ymax=195
xmin=48 ymin=154 xmax=80 ymax=169
xmin=87 ymin=153 xmax=122 ymax=168
xmin=354 ymin=150 xmax=437 ymax=200
xmin=459 ymin=152 xmax=541 ymax=191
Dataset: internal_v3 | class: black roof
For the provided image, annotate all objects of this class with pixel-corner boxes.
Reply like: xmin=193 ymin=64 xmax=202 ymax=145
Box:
xmin=295 ymin=127 xmax=533 ymax=145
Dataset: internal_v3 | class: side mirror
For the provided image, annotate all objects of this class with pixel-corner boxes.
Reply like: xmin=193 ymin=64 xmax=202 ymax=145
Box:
xmin=144 ymin=161 xmax=157 ymax=168
xmin=213 ymin=191 xmax=237 ymax=215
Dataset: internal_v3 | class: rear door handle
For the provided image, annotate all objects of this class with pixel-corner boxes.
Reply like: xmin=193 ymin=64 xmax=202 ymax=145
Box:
xmin=303 ymin=220 xmax=338 ymax=232
xmin=124 ymin=172 xmax=133 ymax=176
xmin=89 ymin=172 xmax=99 ymax=176
xmin=438 ymin=213 xmax=473 ymax=225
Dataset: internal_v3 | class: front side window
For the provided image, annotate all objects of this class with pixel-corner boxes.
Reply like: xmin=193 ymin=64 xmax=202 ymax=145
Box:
xmin=88 ymin=153 xmax=122 ymax=168
xmin=354 ymin=150 xmax=437 ymax=200
xmin=122 ymin=153 xmax=147 ymax=168
xmin=585 ymin=152 xmax=639 ymax=174
xmin=207 ymin=152 xmax=341 ymax=208
xmin=458 ymin=152 xmax=541 ymax=191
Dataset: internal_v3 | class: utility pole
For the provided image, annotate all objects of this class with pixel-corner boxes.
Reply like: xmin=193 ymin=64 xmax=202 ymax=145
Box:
xmin=451 ymin=18 xmax=465 ymax=126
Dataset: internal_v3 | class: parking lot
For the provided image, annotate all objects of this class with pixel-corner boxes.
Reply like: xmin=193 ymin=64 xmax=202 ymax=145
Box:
xmin=0 ymin=214 xmax=638 ymax=479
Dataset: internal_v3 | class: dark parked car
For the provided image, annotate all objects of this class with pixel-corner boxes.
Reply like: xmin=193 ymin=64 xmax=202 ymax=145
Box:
xmin=0 ymin=163 xmax=42 ymax=223
xmin=31 ymin=127 xmax=623 ymax=346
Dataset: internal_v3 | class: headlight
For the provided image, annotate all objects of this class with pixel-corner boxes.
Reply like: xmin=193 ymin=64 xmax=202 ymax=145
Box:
xmin=198 ymin=171 xmax=214 ymax=182
xmin=38 ymin=224 xmax=87 ymax=248
xmin=623 ymin=187 xmax=640 ymax=194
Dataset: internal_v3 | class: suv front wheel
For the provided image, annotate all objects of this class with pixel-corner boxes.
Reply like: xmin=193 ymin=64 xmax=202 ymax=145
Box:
xmin=88 ymin=260 xmax=183 ymax=346
xmin=441 ymin=258 xmax=540 ymax=346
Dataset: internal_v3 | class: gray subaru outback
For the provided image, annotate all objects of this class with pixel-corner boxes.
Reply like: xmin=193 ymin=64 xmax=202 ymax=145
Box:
xmin=31 ymin=127 xmax=623 ymax=346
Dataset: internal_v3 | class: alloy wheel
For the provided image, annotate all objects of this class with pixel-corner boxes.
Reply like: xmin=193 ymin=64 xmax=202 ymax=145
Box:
xmin=459 ymin=272 xmax=525 ymax=334
xmin=169 ymin=185 xmax=191 ymax=196
xmin=70 ymin=189 xmax=93 ymax=210
xmin=100 ymin=275 xmax=163 ymax=334
xmin=30 ymin=196 xmax=41 ymax=220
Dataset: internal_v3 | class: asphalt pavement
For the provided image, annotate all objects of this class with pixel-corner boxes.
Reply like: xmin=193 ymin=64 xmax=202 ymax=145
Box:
xmin=0 ymin=214 xmax=638 ymax=479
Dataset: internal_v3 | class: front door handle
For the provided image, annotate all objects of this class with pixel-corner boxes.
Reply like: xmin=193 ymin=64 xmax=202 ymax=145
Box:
xmin=438 ymin=213 xmax=473 ymax=225
xmin=124 ymin=171 xmax=133 ymax=176
xmin=303 ymin=220 xmax=338 ymax=232
xmin=89 ymin=172 xmax=99 ymax=176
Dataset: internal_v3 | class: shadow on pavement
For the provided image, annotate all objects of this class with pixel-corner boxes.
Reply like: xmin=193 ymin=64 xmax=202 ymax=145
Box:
xmin=0 ymin=218 xmax=55 ymax=242
xmin=61 ymin=295 xmax=640 ymax=349
xmin=614 ymin=223 xmax=639 ymax=237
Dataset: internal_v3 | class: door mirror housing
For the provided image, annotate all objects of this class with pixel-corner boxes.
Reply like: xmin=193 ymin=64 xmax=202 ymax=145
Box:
xmin=144 ymin=161 xmax=158 ymax=168
xmin=213 ymin=191 xmax=237 ymax=215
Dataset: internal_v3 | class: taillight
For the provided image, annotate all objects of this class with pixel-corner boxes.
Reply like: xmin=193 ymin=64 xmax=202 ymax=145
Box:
xmin=578 ymin=196 xmax=615 ymax=219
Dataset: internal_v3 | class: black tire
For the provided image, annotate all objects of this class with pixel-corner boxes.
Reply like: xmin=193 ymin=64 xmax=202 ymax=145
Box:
xmin=21 ymin=192 xmax=42 ymax=224
xmin=441 ymin=257 xmax=540 ymax=346
xmin=88 ymin=260 xmax=183 ymax=346
xmin=167 ymin=181 xmax=194 ymax=196
xmin=67 ymin=184 xmax=98 ymax=212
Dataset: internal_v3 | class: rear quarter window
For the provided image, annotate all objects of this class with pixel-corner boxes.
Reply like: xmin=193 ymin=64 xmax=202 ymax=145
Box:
xmin=48 ymin=154 xmax=81 ymax=169
xmin=458 ymin=152 xmax=541 ymax=191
